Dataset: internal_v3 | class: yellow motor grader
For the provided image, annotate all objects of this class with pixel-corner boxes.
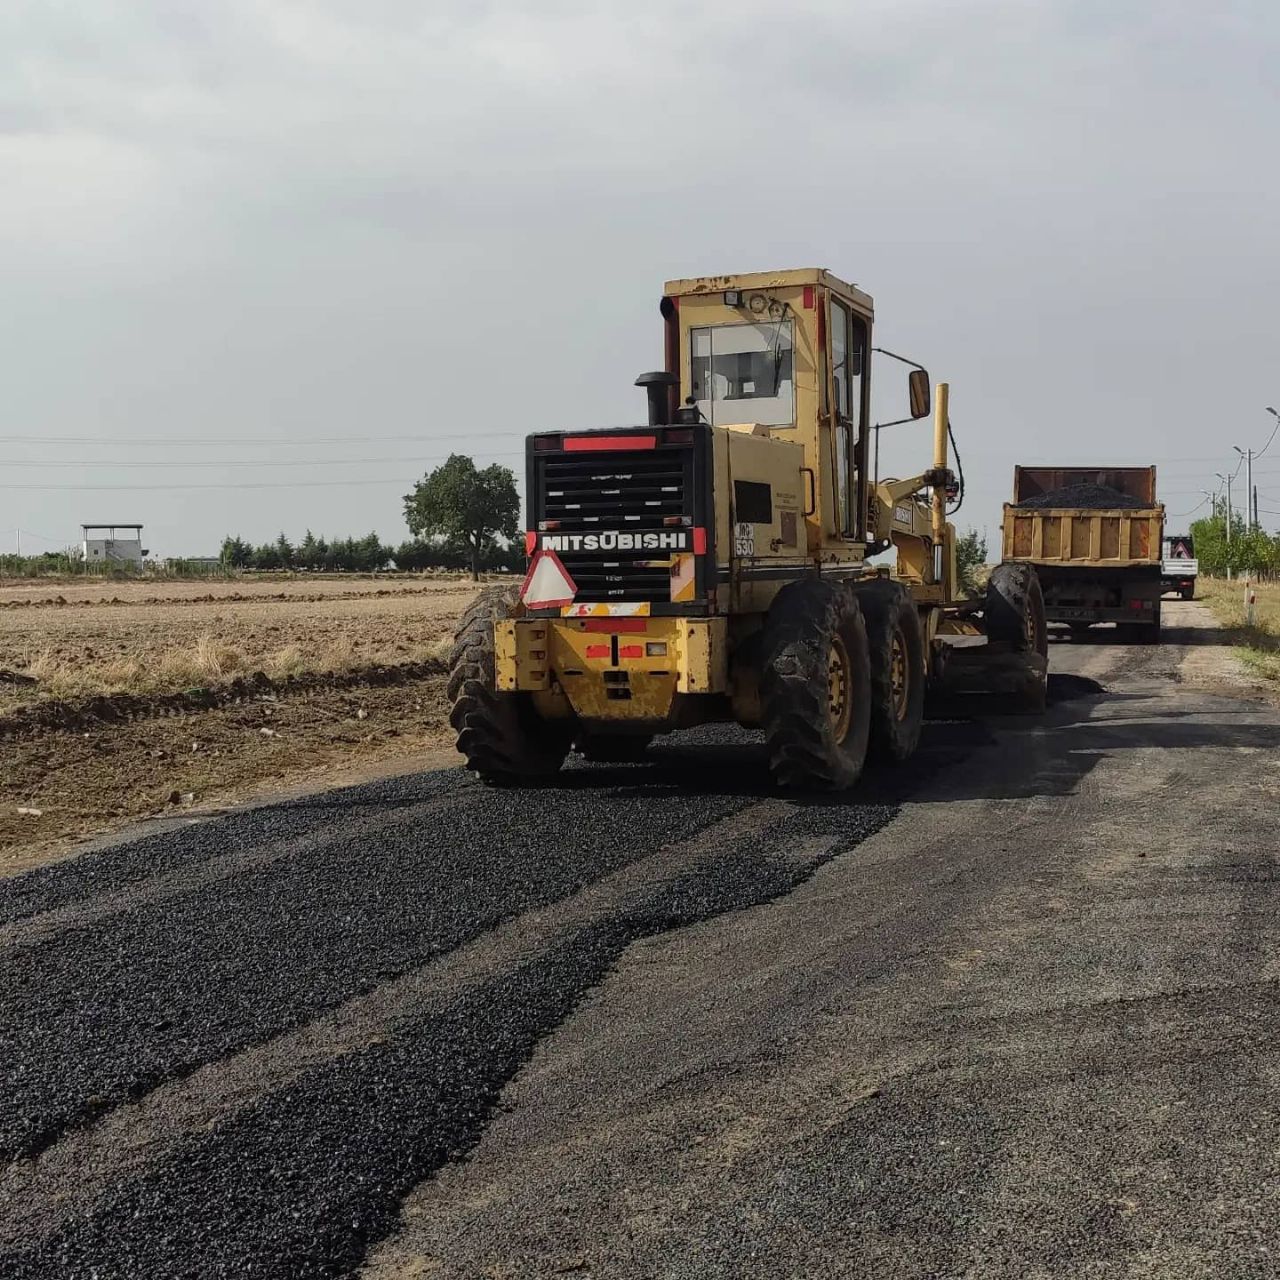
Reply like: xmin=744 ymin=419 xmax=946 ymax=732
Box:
xmin=448 ymin=268 xmax=1047 ymax=789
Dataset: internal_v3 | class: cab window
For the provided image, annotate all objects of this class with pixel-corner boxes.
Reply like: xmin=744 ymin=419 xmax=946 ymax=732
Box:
xmin=691 ymin=321 xmax=795 ymax=427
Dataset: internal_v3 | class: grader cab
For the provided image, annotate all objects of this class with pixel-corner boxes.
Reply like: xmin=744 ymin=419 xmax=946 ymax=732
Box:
xmin=448 ymin=268 xmax=1047 ymax=789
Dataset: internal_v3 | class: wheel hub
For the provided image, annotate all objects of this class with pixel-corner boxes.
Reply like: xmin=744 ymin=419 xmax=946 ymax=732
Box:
xmin=827 ymin=634 xmax=853 ymax=742
xmin=889 ymin=628 xmax=909 ymax=721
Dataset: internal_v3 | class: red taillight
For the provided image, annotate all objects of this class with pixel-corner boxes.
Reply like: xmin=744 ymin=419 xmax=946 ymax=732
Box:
xmin=539 ymin=519 xmax=561 ymax=531
xmin=663 ymin=427 xmax=694 ymax=444
xmin=534 ymin=435 xmax=562 ymax=452
xmin=524 ymin=531 xmax=536 ymax=555
xmin=564 ymin=434 xmax=656 ymax=452
xmin=692 ymin=526 xmax=707 ymax=554
xmin=619 ymin=645 xmax=644 ymax=659
xmin=583 ymin=619 xmax=647 ymax=633
xmin=803 ymin=285 xmax=815 ymax=309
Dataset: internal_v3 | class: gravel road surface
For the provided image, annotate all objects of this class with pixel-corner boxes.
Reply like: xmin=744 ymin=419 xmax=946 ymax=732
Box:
xmin=3 ymin=600 xmax=1278 ymax=1278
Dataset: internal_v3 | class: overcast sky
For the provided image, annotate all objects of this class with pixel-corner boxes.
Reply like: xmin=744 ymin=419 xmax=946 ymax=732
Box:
xmin=3 ymin=0 xmax=1278 ymax=557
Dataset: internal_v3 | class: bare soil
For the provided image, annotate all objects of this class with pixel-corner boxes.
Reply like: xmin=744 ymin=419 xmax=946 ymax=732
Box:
xmin=0 ymin=668 xmax=459 ymax=878
xmin=0 ymin=575 xmax=487 ymax=872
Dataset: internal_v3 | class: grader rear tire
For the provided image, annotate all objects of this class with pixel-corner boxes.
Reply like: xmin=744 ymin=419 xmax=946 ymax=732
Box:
xmin=760 ymin=579 xmax=872 ymax=791
xmin=447 ymin=585 xmax=570 ymax=784
xmin=860 ymin=581 xmax=925 ymax=764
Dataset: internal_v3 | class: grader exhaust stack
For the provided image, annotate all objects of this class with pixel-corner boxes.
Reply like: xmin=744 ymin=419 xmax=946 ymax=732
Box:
xmin=449 ymin=268 xmax=1048 ymax=789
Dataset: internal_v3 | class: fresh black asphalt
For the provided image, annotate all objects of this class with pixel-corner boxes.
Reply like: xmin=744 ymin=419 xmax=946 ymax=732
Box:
xmin=0 ymin=770 xmax=765 ymax=1162
xmin=0 ymin=783 xmax=895 ymax=1278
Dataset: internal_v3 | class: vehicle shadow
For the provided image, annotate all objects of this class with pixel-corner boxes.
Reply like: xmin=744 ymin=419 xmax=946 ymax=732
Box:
xmin=544 ymin=668 xmax=1280 ymax=807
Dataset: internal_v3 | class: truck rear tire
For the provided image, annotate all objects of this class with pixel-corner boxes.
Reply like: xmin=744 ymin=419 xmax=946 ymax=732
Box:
xmin=447 ymin=585 xmax=570 ymax=784
xmin=984 ymin=562 xmax=1048 ymax=659
xmin=575 ymin=733 xmax=653 ymax=763
xmin=860 ymin=581 xmax=925 ymax=764
xmin=760 ymin=579 xmax=872 ymax=791
xmin=1180 ymin=584 xmax=1194 ymax=601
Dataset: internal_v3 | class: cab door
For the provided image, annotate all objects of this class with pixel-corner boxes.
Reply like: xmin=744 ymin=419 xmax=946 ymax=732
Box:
xmin=828 ymin=298 xmax=869 ymax=540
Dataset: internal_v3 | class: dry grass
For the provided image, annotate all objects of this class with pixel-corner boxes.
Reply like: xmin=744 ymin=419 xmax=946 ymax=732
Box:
xmin=0 ymin=574 xmax=472 ymax=605
xmin=1196 ymin=577 xmax=1280 ymax=681
xmin=0 ymin=579 xmax=482 ymax=708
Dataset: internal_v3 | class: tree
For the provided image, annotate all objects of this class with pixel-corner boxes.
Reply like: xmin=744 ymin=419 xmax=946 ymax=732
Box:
xmin=403 ymin=455 xmax=520 ymax=581
xmin=1191 ymin=500 xmax=1276 ymax=577
xmin=219 ymin=535 xmax=252 ymax=569
xmin=955 ymin=527 xmax=989 ymax=597
xmin=297 ymin=530 xmax=320 ymax=571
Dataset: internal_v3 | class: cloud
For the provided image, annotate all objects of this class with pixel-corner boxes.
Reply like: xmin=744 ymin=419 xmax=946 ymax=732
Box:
xmin=1 ymin=0 xmax=1278 ymax=551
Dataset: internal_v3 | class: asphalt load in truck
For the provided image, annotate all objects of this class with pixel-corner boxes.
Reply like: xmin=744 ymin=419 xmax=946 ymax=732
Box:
xmin=1015 ymin=484 xmax=1148 ymax=510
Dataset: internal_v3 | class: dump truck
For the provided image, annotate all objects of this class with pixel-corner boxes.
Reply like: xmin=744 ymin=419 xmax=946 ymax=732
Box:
xmin=449 ymin=268 xmax=1049 ymax=790
xmin=1001 ymin=466 xmax=1165 ymax=641
xmin=1161 ymin=534 xmax=1198 ymax=600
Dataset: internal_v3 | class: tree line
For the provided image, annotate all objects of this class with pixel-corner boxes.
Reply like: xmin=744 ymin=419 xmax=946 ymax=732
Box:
xmin=1189 ymin=502 xmax=1280 ymax=577
xmin=217 ymin=530 xmax=524 ymax=574
xmin=219 ymin=453 xmax=524 ymax=578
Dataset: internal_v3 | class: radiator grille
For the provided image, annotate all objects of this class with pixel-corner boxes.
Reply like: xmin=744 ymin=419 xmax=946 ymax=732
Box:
xmin=535 ymin=449 xmax=693 ymax=603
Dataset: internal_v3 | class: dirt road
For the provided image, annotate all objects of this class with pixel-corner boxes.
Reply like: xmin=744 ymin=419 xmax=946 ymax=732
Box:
xmin=3 ymin=600 xmax=1279 ymax=1278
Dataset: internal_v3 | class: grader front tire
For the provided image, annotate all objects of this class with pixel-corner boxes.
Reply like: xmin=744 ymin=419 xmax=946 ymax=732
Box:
xmin=760 ymin=579 xmax=872 ymax=792
xmin=984 ymin=562 xmax=1048 ymax=659
xmin=447 ymin=585 xmax=570 ymax=784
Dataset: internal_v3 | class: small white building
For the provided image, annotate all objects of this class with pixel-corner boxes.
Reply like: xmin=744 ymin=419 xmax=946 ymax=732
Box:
xmin=81 ymin=524 xmax=146 ymax=568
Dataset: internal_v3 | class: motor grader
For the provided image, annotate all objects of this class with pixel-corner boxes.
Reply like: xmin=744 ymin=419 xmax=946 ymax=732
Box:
xmin=448 ymin=268 xmax=1047 ymax=789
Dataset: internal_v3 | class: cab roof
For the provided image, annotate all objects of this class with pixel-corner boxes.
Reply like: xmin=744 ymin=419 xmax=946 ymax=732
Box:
xmin=662 ymin=268 xmax=874 ymax=315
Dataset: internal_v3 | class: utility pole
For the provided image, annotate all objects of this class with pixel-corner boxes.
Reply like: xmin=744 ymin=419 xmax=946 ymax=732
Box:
xmin=1234 ymin=446 xmax=1254 ymax=528
xmin=1217 ymin=471 xmax=1233 ymax=579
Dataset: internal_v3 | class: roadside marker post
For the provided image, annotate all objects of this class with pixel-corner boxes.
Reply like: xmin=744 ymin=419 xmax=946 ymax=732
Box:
xmin=1245 ymin=578 xmax=1256 ymax=627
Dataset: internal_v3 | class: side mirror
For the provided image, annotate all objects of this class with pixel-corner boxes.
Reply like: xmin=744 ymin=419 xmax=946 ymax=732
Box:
xmin=908 ymin=368 xmax=931 ymax=419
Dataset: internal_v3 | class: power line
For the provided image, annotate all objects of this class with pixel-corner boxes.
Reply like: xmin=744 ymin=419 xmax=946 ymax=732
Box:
xmin=11 ymin=527 xmax=69 ymax=545
xmin=0 ymin=477 xmax=446 ymax=492
xmin=1253 ymin=411 xmax=1280 ymax=462
xmin=0 ymin=430 xmax=525 ymax=446
xmin=0 ymin=452 xmax=523 ymax=470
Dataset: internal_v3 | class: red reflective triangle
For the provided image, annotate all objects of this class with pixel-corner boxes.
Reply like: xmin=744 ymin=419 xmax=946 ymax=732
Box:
xmin=520 ymin=548 xmax=578 ymax=608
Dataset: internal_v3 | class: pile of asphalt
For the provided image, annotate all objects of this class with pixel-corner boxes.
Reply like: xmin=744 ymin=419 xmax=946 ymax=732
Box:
xmin=1015 ymin=484 xmax=1147 ymax=510
xmin=0 ymin=772 xmax=755 ymax=1161
xmin=1 ymin=801 xmax=896 ymax=1279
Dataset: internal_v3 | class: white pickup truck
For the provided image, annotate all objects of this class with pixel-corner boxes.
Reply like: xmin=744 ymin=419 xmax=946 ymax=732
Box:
xmin=1162 ymin=536 xmax=1198 ymax=600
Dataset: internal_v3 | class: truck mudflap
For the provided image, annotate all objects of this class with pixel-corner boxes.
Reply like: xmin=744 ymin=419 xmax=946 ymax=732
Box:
xmin=495 ymin=616 xmax=727 ymax=722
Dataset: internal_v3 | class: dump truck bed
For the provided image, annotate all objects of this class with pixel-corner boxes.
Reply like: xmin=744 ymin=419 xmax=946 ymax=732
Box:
xmin=1002 ymin=466 xmax=1163 ymax=567
xmin=1002 ymin=505 xmax=1163 ymax=566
